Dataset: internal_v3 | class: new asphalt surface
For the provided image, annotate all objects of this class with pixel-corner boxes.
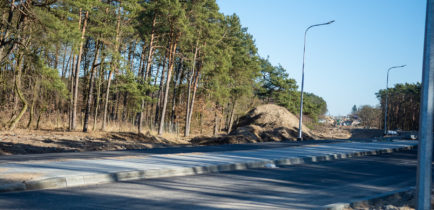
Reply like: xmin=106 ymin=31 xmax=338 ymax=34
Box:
xmin=0 ymin=149 xmax=422 ymax=210
xmin=0 ymin=140 xmax=344 ymax=163
xmin=0 ymin=140 xmax=416 ymax=193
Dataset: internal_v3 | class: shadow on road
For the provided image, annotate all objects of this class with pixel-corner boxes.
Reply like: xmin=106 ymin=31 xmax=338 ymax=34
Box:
xmin=0 ymin=149 xmax=424 ymax=210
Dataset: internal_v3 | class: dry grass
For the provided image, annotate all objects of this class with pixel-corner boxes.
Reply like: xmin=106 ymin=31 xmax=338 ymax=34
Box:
xmin=0 ymin=127 xmax=191 ymax=155
xmin=0 ymin=110 xmax=221 ymax=155
xmin=310 ymin=125 xmax=352 ymax=139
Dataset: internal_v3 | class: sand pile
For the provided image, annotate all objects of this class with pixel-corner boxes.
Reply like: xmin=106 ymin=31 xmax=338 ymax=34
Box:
xmin=231 ymin=104 xmax=314 ymax=141
xmin=191 ymin=104 xmax=315 ymax=145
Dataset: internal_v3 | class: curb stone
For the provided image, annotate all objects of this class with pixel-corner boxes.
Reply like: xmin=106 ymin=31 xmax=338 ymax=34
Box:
xmin=1 ymin=144 xmax=416 ymax=193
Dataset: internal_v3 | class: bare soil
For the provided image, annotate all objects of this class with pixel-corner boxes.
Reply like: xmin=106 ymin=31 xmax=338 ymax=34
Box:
xmin=191 ymin=104 xmax=352 ymax=145
xmin=344 ymin=189 xmax=434 ymax=210
xmin=0 ymin=129 xmax=189 ymax=155
xmin=0 ymin=127 xmax=370 ymax=155
xmin=310 ymin=125 xmax=352 ymax=139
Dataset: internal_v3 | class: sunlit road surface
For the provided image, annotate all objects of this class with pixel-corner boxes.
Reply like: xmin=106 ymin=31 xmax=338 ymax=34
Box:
xmin=0 ymin=149 xmax=421 ymax=210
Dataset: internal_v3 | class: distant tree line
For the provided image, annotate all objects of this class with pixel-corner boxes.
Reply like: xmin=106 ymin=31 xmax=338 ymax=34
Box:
xmin=0 ymin=0 xmax=327 ymax=136
xmin=376 ymin=83 xmax=421 ymax=131
xmin=355 ymin=105 xmax=382 ymax=129
xmin=354 ymin=83 xmax=420 ymax=131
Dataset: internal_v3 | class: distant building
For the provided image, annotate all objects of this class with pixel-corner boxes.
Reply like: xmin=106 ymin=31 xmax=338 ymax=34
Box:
xmin=326 ymin=115 xmax=360 ymax=127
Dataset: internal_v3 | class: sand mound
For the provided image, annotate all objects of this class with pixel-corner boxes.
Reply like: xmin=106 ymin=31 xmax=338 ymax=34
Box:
xmin=191 ymin=104 xmax=315 ymax=145
xmin=235 ymin=104 xmax=307 ymax=130
xmin=231 ymin=104 xmax=314 ymax=141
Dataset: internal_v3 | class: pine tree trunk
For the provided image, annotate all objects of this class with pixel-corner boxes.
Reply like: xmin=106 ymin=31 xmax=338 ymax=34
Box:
xmin=187 ymin=71 xmax=200 ymax=136
xmin=155 ymin=55 xmax=167 ymax=124
xmin=147 ymin=63 xmax=161 ymax=128
xmin=199 ymin=112 xmax=203 ymax=134
xmin=227 ymin=100 xmax=237 ymax=134
xmin=177 ymin=63 xmax=186 ymax=106
xmin=144 ymin=15 xmax=156 ymax=79
xmin=115 ymin=91 xmax=120 ymax=121
xmin=137 ymin=16 xmax=157 ymax=134
xmin=55 ymin=43 xmax=59 ymax=70
xmin=137 ymin=47 xmax=146 ymax=134
xmin=158 ymin=40 xmax=177 ymax=135
xmin=127 ymin=41 xmax=134 ymax=71
xmin=83 ymin=42 xmax=100 ymax=132
xmin=184 ymin=43 xmax=199 ymax=137
xmin=102 ymin=70 xmax=113 ymax=131
xmin=121 ymin=92 xmax=128 ymax=121
xmin=102 ymin=9 xmax=121 ymax=131
xmin=220 ymin=106 xmax=225 ymax=133
xmin=61 ymin=46 xmax=68 ymax=78
xmin=71 ymin=10 xmax=89 ymax=131
xmin=213 ymin=110 xmax=218 ymax=137
xmin=93 ymin=52 xmax=105 ymax=131
xmin=69 ymin=55 xmax=76 ymax=129
xmin=170 ymin=58 xmax=183 ymax=125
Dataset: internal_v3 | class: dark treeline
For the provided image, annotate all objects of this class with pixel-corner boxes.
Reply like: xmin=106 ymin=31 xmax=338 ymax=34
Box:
xmin=376 ymin=83 xmax=421 ymax=131
xmin=0 ymin=0 xmax=327 ymax=136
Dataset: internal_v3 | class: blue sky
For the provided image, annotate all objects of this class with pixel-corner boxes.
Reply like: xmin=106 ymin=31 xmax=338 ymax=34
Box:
xmin=216 ymin=0 xmax=426 ymax=116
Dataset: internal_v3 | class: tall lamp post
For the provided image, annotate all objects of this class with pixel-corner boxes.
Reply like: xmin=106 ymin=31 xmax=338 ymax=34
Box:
xmin=298 ymin=20 xmax=335 ymax=140
xmin=383 ymin=65 xmax=406 ymax=135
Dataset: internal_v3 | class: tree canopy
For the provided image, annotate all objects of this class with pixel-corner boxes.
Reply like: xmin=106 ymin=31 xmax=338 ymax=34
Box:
xmin=0 ymin=0 xmax=328 ymax=135
xmin=376 ymin=83 xmax=421 ymax=131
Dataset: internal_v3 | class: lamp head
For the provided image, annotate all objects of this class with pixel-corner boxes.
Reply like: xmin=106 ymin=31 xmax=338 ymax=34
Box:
xmin=327 ymin=20 xmax=335 ymax=24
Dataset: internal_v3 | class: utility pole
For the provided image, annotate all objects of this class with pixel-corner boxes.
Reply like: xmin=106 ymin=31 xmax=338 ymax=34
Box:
xmin=416 ymin=0 xmax=434 ymax=209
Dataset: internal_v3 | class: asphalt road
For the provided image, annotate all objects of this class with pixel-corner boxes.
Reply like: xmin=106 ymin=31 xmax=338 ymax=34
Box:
xmin=0 ymin=149 xmax=421 ymax=210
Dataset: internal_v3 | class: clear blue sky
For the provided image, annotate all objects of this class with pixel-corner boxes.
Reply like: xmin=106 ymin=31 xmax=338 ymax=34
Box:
xmin=216 ymin=0 xmax=426 ymax=116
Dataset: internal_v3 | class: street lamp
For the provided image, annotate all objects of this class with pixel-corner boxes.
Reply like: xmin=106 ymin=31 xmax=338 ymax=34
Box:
xmin=298 ymin=20 xmax=335 ymax=140
xmin=383 ymin=64 xmax=406 ymax=135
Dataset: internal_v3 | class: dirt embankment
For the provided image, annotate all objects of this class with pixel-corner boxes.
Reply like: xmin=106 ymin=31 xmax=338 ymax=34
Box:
xmin=191 ymin=104 xmax=390 ymax=145
xmin=191 ymin=104 xmax=316 ymax=145
xmin=0 ymin=130 xmax=189 ymax=155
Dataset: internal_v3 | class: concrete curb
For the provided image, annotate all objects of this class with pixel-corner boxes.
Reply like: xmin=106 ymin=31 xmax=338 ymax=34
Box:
xmin=1 ymin=144 xmax=416 ymax=193
xmin=322 ymin=187 xmax=415 ymax=210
